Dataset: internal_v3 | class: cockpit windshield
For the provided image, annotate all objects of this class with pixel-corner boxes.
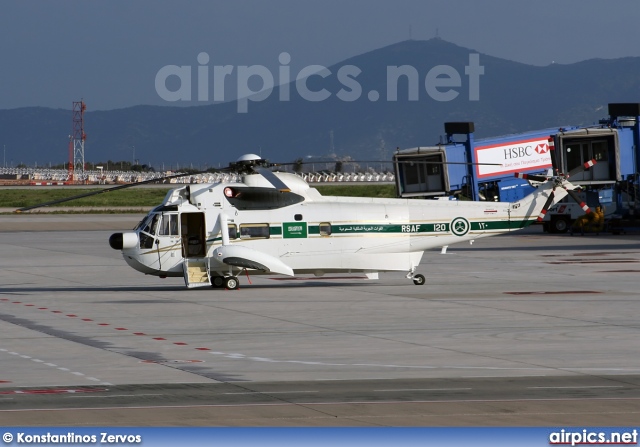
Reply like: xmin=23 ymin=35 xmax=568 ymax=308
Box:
xmin=135 ymin=213 xmax=160 ymax=235
xmin=136 ymin=213 xmax=161 ymax=249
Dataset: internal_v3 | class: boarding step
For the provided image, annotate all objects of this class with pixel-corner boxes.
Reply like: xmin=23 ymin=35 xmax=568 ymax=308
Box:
xmin=183 ymin=258 xmax=211 ymax=288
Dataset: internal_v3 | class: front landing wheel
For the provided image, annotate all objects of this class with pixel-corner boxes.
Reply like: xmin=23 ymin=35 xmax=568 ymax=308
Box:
xmin=224 ymin=276 xmax=239 ymax=290
xmin=412 ymin=274 xmax=425 ymax=286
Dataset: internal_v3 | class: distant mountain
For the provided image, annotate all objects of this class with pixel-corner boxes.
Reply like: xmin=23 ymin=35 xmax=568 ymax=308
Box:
xmin=2 ymin=39 xmax=640 ymax=168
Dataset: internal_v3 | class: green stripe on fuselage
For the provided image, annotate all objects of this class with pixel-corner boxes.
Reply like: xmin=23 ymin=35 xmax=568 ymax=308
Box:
xmin=208 ymin=219 xmax=534 ymax=243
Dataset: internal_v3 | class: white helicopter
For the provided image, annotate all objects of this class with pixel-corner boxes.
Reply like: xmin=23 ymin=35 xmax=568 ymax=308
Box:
xmin=104 ymin=154 xmax=595 ymax=289
xmin=18 ymin=153 xmax=595 ymax=290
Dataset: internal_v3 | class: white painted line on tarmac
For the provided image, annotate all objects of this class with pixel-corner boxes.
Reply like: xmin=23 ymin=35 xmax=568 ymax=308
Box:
xmin=2 ymin=346 xmax=107 ymax=385
xmin=529 ymin=386 xmax=624 ymax=389
xmin=64 ymin=394 xmax=164 ymax=399
xmin=224 ymin=391 xmax=319 ymax=395
xmin=374 ymin=388 xmax=472 ymax=392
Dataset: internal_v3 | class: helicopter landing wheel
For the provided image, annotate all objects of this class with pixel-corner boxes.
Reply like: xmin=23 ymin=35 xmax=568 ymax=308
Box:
xmin=412 ymin=274 xmax=425 ymax=286
xmin=211 ymin=276 xmax=225 ymax=288
xmin=224 ymin=276 xmax=240 ymax=290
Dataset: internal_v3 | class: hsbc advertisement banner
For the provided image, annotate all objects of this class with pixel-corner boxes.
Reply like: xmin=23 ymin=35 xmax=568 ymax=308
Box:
xmin=475 ymin=137 xmax=553 ymax=179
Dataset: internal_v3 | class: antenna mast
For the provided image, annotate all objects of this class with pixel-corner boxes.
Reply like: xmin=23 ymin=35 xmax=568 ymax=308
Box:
xmin=329 ymin=129 xmax=335 ymax=156
xmin=70 ymin=100 xmax=86 ymax=183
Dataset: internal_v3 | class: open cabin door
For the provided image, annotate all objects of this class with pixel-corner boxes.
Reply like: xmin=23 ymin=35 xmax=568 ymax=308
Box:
xmin=180 ymin=212 xmax=211 ymax=288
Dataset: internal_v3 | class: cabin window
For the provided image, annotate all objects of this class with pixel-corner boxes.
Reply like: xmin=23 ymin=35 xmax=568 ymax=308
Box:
xmin=139 ymin=233 xmax=155 ymax=249
xmin=239 ymin=223 xmax=270 ymax=239
xmin=228 ymin=224 xmax=238 ymax=239
xmin=319 ymin=222 xmax=332 ymax=236
xmin=294 ymin=214 xmax=303 ymax=221
xmin=159 ymin=214 xmax=179 ymax=236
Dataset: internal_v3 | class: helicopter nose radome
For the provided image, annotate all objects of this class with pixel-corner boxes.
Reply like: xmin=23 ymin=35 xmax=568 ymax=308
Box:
xmin=109 ymin=232 xmax=138 ymax=250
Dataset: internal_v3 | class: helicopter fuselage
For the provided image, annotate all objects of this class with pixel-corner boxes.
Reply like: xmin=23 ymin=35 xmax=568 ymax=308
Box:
xmin=109 ymin=172 xmax=554 ymax=288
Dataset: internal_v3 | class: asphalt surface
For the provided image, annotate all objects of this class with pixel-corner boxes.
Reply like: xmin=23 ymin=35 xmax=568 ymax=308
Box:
xmin=1 ymin=214 xmax=640 ymax=426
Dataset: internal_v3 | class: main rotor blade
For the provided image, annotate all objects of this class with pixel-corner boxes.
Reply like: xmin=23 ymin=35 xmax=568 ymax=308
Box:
xmin=278 ymin=159 xmax=503 ymax=167
xmin=254 ymin=166 xmax=291 ymax=192
xmin=536 ymin=190 xmax=556 ymax=222
xmin=515 ymin=172 xmax=548 ymax=182
xmin=564 ymin=187 xmax=592 ymax=214
xmin=14 ymin=172 xmax=196 ymax=213
xmin=385 ymin=159 xmax=503 ymax=166
xmin=547 ymin=137 xmax=560 ymax=174
xmin=567 ymin=158 xmax=597 ymax=179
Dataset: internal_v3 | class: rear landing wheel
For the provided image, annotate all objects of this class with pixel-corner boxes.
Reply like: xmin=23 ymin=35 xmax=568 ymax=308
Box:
xmin=412 ymin=274 xmax=425 ymax=286
xmin=224 ymin=276 xmax=239 ymax=290
xmin=211 ymin=276 xmax=225 ymax=288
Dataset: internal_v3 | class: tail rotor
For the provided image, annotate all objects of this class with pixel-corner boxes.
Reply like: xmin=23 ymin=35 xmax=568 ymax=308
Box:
xmin=514 ymin=135 xmax=597 ymax=223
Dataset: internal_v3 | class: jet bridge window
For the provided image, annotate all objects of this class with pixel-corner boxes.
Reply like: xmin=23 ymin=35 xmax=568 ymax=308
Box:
xmin=239 ymin=223 xmax=270 ymax=239
xmin=563 ymin=138 xmax=611 ymax=182
xmin=398 ymin=155 xmax=445 ymax=195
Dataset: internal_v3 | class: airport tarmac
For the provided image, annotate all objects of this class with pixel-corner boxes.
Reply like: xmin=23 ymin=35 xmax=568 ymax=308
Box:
xmin=1 ymin=214 xmax=640 ymax=426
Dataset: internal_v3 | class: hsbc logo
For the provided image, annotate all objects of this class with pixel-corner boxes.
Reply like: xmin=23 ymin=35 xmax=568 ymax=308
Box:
xmin=504 ymin=143 xmax=549 ymax=159
xmin=504 ymin=146 xmax=532 ymax=159
xmin=535 ymin=143 xmax=549 ymax=154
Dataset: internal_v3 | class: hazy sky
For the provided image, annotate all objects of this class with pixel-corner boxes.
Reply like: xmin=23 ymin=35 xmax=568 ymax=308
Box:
xmin=2 ymin=0 xmax=639 ymax=110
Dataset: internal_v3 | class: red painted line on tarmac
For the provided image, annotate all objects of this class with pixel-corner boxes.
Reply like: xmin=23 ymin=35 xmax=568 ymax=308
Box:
xmin=0 ymin=299 xmax=8 ymax=301
xmin=8 ymin=299 xmax=214 ymax=357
